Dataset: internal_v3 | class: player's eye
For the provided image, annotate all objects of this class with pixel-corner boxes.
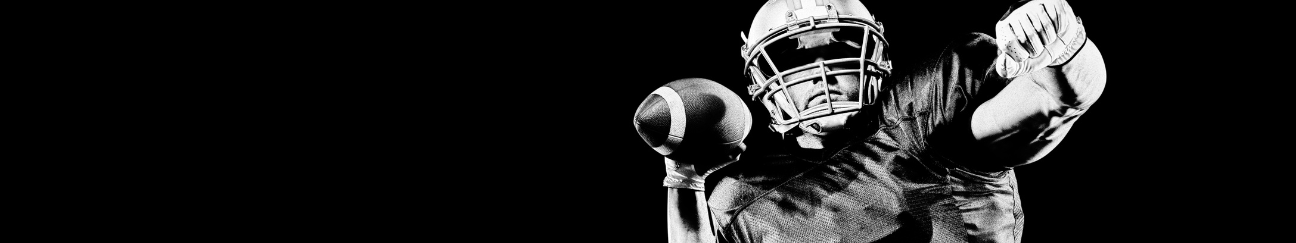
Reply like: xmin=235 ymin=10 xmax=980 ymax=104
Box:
xmin=823 ymin=42 xmax=862 ymax=60
xmin=771 ymin=48 xmax=817 ymax=71
xmin=767 ymin=28 xmax=867 ymax=71
xmin=758 ymin=40 xmax=799 ymax=73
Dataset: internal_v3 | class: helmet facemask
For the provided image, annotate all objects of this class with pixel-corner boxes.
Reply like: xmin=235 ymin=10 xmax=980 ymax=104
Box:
xmin=742 ymin=16 xmax=892 ymax=137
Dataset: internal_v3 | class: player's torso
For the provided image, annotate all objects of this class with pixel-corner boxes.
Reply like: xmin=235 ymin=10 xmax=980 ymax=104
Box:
xmin=706 ymin=34 xmax=1008 ymax=241
xmin=707 ymin=124 xmax=968 ymax=242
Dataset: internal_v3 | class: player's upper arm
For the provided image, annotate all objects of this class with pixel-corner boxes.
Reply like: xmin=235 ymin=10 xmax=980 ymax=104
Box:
xmin=969 ymin=41 xmax=1105 ymax=168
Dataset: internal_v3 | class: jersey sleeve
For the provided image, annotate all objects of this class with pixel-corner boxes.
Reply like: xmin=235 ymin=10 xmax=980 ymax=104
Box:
xmin=877 ymin=32 xmax=1009 ymax=167
xmin=884 ymin=32 xmax=1106 ymax=171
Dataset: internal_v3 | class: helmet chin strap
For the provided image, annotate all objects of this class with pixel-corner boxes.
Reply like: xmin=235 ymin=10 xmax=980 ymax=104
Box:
xmin=793 ymin=112 xmax=855 ymax=149
xmin=798 ymin=112 xmax=854 ymax=136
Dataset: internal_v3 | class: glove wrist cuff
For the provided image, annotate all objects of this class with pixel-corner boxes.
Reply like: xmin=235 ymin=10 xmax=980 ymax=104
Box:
xmin=663 ymin=175 xmax=704 ymax=191
xmin=1050 ymin=25 xmax=1087 ymax=67
xmin=664 ymin=159 xmax=705 ymax=191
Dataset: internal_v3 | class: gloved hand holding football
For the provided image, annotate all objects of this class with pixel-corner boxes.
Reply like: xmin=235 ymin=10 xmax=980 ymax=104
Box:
xmin=634 ymin=78 xmax=752 ymax=191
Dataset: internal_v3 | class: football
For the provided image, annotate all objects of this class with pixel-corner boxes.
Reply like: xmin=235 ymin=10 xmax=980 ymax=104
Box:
xmin=633 ymin=78 xmax=752 ymax=156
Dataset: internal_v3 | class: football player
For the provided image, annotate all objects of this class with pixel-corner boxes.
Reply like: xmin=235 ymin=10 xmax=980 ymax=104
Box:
xmin=637 ymin=0 xmax=1105 ymax=242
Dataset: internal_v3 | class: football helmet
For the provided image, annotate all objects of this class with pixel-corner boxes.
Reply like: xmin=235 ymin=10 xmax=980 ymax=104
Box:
xmin=741 ymin=0 xmax=891 ymax=136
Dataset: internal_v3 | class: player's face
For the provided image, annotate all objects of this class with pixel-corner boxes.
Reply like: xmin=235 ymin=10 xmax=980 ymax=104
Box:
xmin=772 ymin=33 xmax=863 ymax=111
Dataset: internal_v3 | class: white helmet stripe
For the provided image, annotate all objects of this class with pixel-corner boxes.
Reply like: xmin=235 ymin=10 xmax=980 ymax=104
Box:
xmin=790 ymin=0 xmax=829 ymax=19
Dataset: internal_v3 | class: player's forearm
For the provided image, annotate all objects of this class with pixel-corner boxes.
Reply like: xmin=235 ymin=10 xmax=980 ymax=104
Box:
xmin=667 ymin=188 xmax=714 ymax=243
xmin=1053 ymin=39 xmax=1106 ymax=110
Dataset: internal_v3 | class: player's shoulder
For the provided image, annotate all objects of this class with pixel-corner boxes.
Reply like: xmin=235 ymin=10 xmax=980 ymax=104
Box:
xmin=881 ymin=32 xmax=997 ymax=103
xmin=706 ymin=153 xmax=819 ymax=212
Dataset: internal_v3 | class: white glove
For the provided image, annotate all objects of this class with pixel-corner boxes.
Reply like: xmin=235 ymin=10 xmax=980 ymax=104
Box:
xmin=994 ymin=0 xmax=1087 ymax=79
xmin=662 ymin=148 xmax=742 ymax=191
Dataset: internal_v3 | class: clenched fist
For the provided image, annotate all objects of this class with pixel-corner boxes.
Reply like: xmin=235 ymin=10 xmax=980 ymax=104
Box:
xmin=994 ymin=0 xmax=1087 ymax=79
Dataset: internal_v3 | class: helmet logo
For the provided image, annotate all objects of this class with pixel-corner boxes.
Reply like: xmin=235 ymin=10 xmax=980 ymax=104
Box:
xmin=788 ymin=0 xmax=830 ymax=20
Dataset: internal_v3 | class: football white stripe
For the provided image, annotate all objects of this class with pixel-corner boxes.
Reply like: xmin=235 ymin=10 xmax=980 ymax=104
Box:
xmin=650 ymin=87 xmax=687 ymax=155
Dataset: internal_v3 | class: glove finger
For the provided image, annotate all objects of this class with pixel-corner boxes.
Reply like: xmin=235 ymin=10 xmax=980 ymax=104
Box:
xmin=995 ymin=22 xmax=1024 ymax=62
xmin=1002 ymin=14 xmax=1027 ymax=49
xmin=1027 ymin=10 xmax=1048 ymax=58
xmin=1043 ymin=0 xmax=1060 ymax=27
xmin=1013 ymin=17 xmax=1028 ymax=47
xmin=1014 ymin=17 xmax=1036 ymax=55
xmin=1038 ymin=8 xmax=1058 ymax=46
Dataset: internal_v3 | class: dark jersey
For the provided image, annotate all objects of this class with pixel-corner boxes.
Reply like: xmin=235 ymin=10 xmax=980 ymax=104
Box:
xmin=706 ymin=33 xmax=1023 ymax=243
